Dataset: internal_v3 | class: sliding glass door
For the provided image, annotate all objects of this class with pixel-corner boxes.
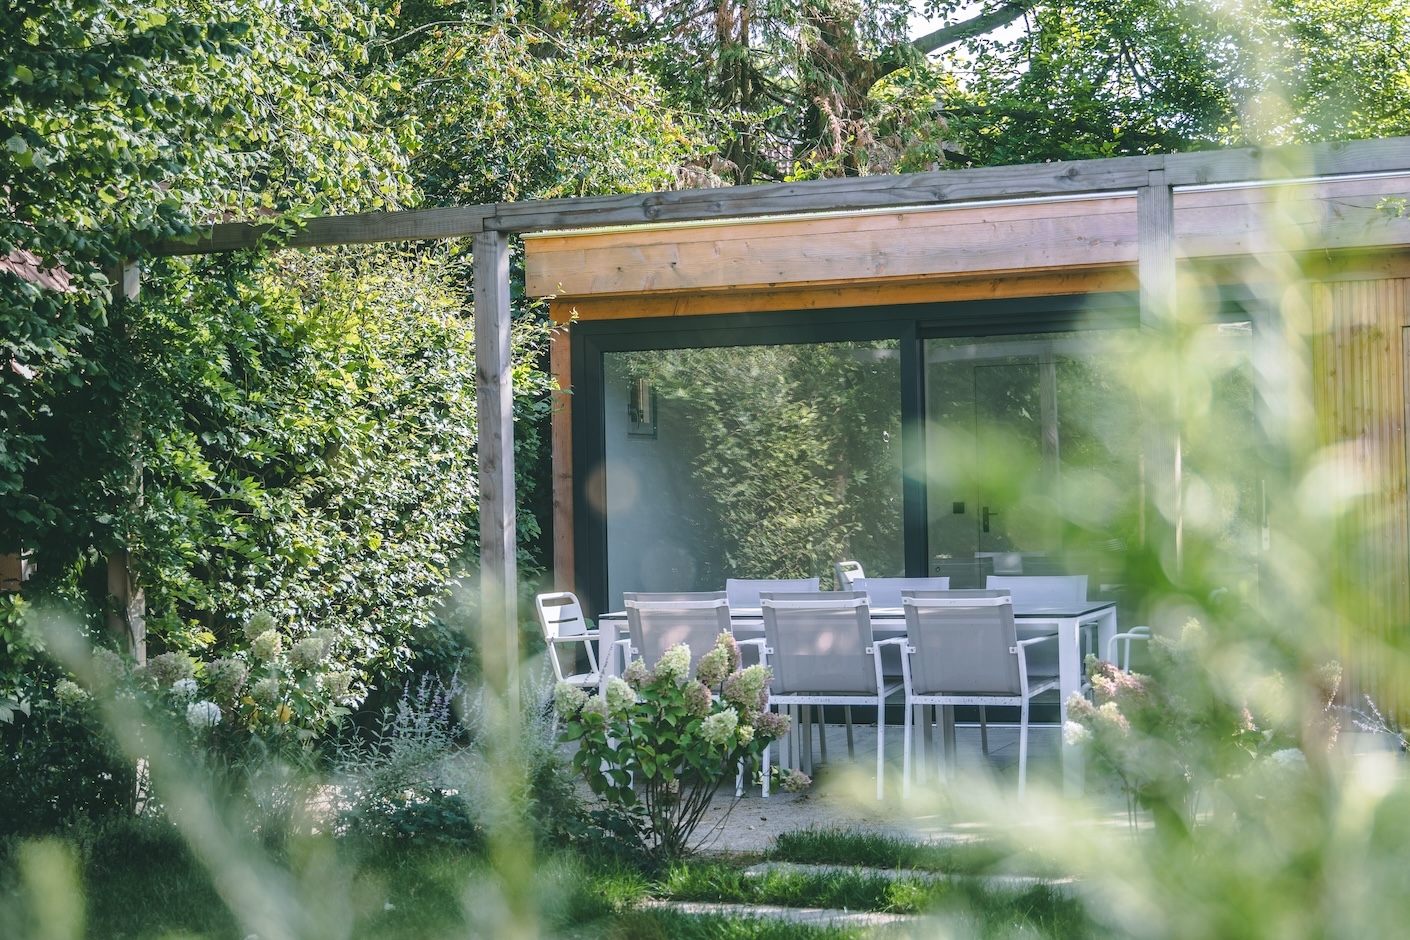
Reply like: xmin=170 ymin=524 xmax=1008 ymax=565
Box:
xmin=600 ymin=341 xmax=903 ymax=609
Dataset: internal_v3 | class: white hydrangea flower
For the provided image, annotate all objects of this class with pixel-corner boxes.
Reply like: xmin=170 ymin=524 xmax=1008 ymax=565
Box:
xmin=655 ymin=644 xmax=692 ymax=684
xmin=186 ymin=700 xmax=222 ymax=730
xmin=701 ymin=707 xmax=739 ymax=747
xmin=54 ymin=679 xmax=89 ymax=707
xmin=604 ymin=677 xmax=636 ymax=715
xmin=252 ymin=630 xmax=283 ymax=661
xmin=172 ymin=677 xmax=198 ymax=699
xmin=1063 ymin=721 xmax=1093 ymax=747
xmin=553 ymin=681 xmax=588 ymax=714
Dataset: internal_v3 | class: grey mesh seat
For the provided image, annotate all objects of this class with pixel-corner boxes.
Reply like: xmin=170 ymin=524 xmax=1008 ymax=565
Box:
xmin=759 ymin=591 xmax=906 ymax=800
xmin=834 ymin=560 xmax=865 ymax=590
xmin=987 ymin=574 xmax=1095 ymax=679
xmin=622 ymin=592 xmax=733 ymax=675
xmin=851 ymin=577 xmax=951 ymax=610
xmin=725 ymin=578 xmax=821 ymax=610
xmin=899 ymin=590 xmax=1058 ymax=800
xmin=986 ymin=575 xmax=1088 ymax=605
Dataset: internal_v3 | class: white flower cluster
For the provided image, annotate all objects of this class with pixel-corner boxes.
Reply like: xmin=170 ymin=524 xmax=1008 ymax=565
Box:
xmin=654 ymin=644 xmax=692 ymax=684
xmin=186 ymin=700 xmax=222 ymax=730
xmin=172 ymin=678 xmax=198 ymax=699
xmin=604 ymin=677 xmax=636 ymax=716
xmin=1063 ymin=720 xmax=1093 ymax=747
xmin=700 ymin=707 xmax=739 ymax=747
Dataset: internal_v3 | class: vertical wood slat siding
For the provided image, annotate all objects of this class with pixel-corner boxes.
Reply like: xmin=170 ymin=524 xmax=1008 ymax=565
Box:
xmin=1312 ymin=278 xmax=1410 ymax=716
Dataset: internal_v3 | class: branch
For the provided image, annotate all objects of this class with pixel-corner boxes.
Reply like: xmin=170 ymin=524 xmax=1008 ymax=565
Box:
xmin=868 ymin=1 xmax=1039 ymax=91
xmin=910 ymin=1 xmax=1038 ymax=57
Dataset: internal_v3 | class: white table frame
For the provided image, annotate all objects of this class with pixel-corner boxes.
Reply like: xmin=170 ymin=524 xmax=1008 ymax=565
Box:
xmin=594 ymin=601 xmax=1117 ymax=796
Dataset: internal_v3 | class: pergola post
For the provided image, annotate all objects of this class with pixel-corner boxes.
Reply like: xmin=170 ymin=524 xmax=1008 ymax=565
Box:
xmin=1137 ymin=171 xmax=1182 ymax=574
xmin=473 ymin=231 xmax=519 ymax=712
xmin=107 ymin=259 xmax=147 ymax=663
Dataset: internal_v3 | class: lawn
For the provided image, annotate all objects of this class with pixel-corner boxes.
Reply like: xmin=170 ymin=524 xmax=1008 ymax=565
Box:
xmin=0 ymin=818 xmax=1091 ymax=938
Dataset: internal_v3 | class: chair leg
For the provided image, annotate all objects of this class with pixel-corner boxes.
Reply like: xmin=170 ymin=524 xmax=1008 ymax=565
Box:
xmin=1018 ymin=696 xmax=1030 ymax=801
xmin=902 ymin=699 xmax=914 ymax=798
xmin=875 ymin=695 xmax=886 ymax=801
xmin=979 ymin=705 xmax=990 ymax=756
xmin=789 ymin=705 xmax=800 ymax=771
xmin=817 ymin=705 xmax=828 ymax=763
xmin=845 ymin=706 xmax=855 ymax=759
xmin=763 ymin=741 xmax=771 ymax=797
xmin=806 ymin=704 xmax=817 ymax=772
xmin=919 ymin=705 xmax=934 ymax=784
xmin=942 ymin=705 xmax=957 ymax=781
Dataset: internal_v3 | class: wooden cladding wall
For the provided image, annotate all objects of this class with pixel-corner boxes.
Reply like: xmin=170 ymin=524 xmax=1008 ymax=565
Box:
xmin=526 ymin=173 xmax=1410 ymax=306
xmin=1312 ymin=277 xmax=1410 ymax=715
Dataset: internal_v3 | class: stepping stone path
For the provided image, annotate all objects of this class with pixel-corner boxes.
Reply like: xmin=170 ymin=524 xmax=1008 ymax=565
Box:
xmin=743 ymin=861 xmax=1082 ymax=897
xmin=640 ymin=861 xmax=1079 ymax=929
xmin=639 ymin=898 xmax=923 ymax=929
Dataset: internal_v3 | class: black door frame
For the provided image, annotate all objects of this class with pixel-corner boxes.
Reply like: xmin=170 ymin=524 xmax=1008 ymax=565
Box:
xmin=569 ymin=293 xmax=1144 ymax=618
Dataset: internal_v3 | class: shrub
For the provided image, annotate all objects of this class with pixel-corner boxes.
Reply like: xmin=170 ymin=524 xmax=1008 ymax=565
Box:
xmin=557 ymin=633 xmax=788 ymax=865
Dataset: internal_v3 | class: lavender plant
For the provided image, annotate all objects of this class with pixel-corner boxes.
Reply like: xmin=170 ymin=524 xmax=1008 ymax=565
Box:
xmin=555 ymin=632 xmax=788 ymax=864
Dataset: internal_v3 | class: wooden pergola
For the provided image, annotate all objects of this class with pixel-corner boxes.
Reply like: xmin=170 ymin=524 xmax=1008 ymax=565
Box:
xmin=138 ymin=135 xmax=1410 ymax=704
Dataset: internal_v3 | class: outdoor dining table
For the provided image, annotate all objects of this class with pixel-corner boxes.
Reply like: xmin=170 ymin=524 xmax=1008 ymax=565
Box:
xmin=594 ymin=599 xmax=1118 ymax=795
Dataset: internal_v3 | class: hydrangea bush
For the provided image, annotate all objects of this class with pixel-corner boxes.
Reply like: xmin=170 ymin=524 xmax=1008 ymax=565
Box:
xmin=1066 ymin=619 xmax=1341 ymax=837
xmin=555 ymin=632 xmax=788 ymax=863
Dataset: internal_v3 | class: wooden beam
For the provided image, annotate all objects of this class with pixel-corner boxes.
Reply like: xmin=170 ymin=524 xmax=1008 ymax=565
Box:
xmin=150 ymin=205 xmax=491 ymax=257
xmin=1163 ymin=135 xmax=1410 ymax=187
xmin=491 ymin=137 xmax=1410 ymax=233
xmin=487 ymin=160 xmax=1159 ymax=232
xmin=1138 ymin=172 xmax=1177 ymax=332
xmin=548 ymin=268 xmax=1141 ymax=320
xmin=474 ymin=231 xmax=518 ymax=711
xmin=549 ymin=328 xmax=575 ymax=591
xmin=145 ymin=136 xmax=1410 ymax=259
xmin=1137 ymin=172 xmax=1182 ymax=571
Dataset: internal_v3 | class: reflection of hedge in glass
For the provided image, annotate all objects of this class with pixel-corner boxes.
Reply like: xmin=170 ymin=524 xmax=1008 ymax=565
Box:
xmin=620 ymin=343 xmax=902 ymax=583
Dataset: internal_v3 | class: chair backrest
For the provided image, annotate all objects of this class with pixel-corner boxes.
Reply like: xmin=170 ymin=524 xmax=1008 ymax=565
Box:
xmin=726 ymin=577 xmax=821 ymax=610
xmin=535 ymin=591 xmax=590 ymax=640
xmin=851 ymin=576 xmax=950 ymax=610
xmin=759 ymin=591 xmax=876 ymax=695
xmin=931 ymin=557 xmax=994 ymax=589
xmin=902 ymin=590 xmax=1021 ymax=695
xmin=623 ymin=591 xmax=731 ymax=673
xmin=986 ymin=575 xmax=1088 ymax=606
xmin=834 ymin=560 xmax=865 ymax=590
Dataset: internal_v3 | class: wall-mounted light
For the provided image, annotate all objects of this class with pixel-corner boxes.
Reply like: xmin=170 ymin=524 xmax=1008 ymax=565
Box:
xmin=627 ymin=377 xmax=657 ymax=439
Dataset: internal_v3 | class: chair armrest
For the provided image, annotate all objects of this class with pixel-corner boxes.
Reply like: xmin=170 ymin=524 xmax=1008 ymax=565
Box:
xmin=550 ymin=633 xmax=599 ymax=644
xmin=862 ymin=637 xmax=908 ymax=659
xmin=1015 ymin=635 xmax=1056 ymax=649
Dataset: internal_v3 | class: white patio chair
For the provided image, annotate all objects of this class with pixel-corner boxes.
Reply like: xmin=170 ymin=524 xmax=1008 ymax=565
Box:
xmin=1107 ymin=626 xmax=1151 ymax=673
xmin=623 ymin=591 xmax=763 ymax=797
xmin=834 ymin=560 xmax=865 ymax=590
xmin=822 ymin=576 xmax=950 ymax=758
xmin=851 ymin=576 xmax=950 ymax=610
xmin=759 ymin=591 xmax=906 ymax=800
xmin=725 ymin=577 xmax=821 ymax=610
xmin=534 ymin=591 xmax=601 ymax=689
xmin=622 ymin=591 xmax=734 ymax=676
xmin=899 ymin=590 xmax=1058 ymax=800
xmin=986 ymin=574 xmax=1089 ymax=606
xmin=987 ymin=574 xmax=1098 ymax=682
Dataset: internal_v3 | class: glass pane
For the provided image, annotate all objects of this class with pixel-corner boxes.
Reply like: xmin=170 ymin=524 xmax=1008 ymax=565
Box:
xmin=602 ymin=342 xmax=903 ymax=609
xmin=924 ymin=331 xmax=1143 ymax=588
xmin=1181 ymin=321 xmax=1261 ymax=597
xmin=924 ymin=324 xmax=1261 ymax=594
